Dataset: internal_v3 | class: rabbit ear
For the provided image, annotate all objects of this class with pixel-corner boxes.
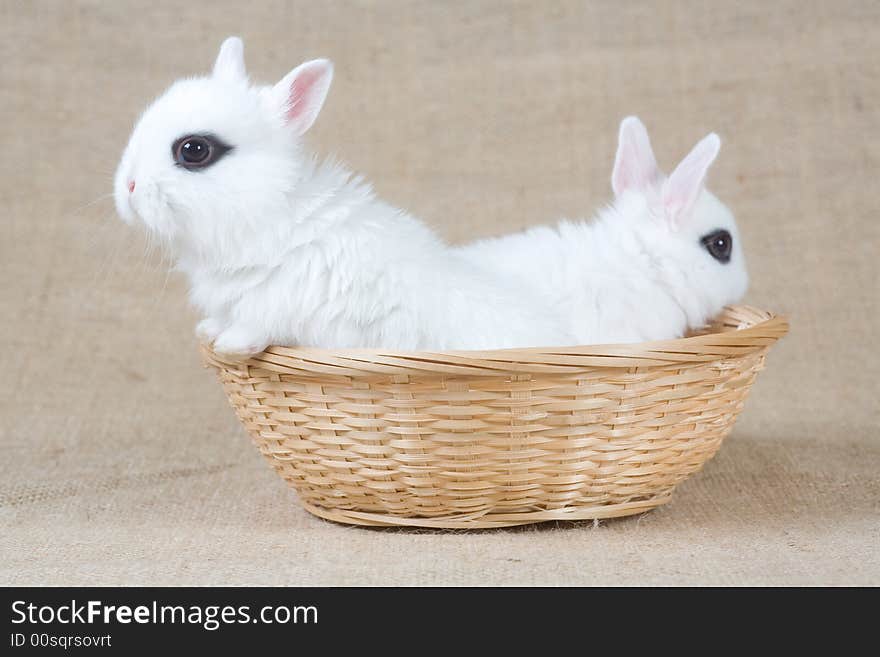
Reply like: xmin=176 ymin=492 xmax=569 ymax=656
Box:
xmin=213 ymin=36 xmax=246 ymax=81
xmin=662 ymin=133 xmax=721 ymax=228
xmin=612 ymin=116 xmax=659 ymax=197
xmin=271 ymin=59 xmax=334 ymax=136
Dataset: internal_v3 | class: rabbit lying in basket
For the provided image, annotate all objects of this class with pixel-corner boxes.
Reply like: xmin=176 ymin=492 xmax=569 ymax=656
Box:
xmin=457 ymin=116 xmax=748 ymax=344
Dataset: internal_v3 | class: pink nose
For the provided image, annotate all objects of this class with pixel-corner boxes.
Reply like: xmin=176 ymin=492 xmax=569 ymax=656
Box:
xmin=128 ymin=180 xmax=136 ymax=194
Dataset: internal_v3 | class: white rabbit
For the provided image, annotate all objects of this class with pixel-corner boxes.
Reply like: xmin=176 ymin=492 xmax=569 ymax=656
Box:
xmin=458 ymin=117 xmax=749 ymax=344
xmin=113 ymin=37 xmax=575 ymax=356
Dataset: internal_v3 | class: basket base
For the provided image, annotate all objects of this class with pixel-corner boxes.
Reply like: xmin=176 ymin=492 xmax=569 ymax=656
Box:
xmin=300 ymin=493 xmax=673 ymax=529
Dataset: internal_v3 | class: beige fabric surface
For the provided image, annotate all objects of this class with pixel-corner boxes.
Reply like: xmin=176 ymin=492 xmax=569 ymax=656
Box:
xmin=1 ymin=0 xmax=877 ymax=585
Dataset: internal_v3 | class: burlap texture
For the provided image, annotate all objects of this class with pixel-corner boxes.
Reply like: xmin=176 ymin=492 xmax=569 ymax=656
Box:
xmin=1 ymin=0 xmax=877 ymax=585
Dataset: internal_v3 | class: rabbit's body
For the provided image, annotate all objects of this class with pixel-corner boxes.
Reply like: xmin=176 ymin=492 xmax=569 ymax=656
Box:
xmin=180 ymin=158 xmax=573 ymax=352
xmin=460 ymin=209 xmax=692 ymax=345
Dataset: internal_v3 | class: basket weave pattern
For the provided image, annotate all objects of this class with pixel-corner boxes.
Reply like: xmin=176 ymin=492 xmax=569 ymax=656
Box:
xmin=203 ymin=305 xmax=787 ymax=528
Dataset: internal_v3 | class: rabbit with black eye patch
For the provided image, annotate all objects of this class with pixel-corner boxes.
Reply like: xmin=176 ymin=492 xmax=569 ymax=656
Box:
xmin=457 ymin=117 xmax=749 ymax=344
xmin=114 ymin=37 xmax=576 ymax=357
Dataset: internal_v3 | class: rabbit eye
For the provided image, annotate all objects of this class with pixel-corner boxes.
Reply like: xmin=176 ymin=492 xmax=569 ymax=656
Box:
xmin=701 ymin=229 xmax=732 ymax=264
xmin=172 ymin=134 xmax=232 ymax=170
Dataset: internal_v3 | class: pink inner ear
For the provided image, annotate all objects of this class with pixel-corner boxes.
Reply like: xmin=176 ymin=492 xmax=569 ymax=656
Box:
xmin=612 ymin=118 xmax=659 ymax=197
xmin=286 ymin=67 xmax=324 ymax=123
xmin=613 ymin=142 xmax=653 ymax=194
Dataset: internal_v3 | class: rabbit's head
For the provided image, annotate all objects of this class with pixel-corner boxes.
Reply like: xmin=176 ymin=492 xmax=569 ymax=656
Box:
xmin=609 ymin=116 xmax=748 ymax=319
xmin=113 ymin=37 xmax=333 ymax=258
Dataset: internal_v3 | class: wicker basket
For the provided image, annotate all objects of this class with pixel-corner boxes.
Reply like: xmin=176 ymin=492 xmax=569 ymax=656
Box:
xmin=202 ymin=305 xmax=787 ymax=528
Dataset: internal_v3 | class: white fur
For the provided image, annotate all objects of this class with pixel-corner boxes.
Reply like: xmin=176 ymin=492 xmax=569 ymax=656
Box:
xmin=458 ymin=117 xmax=748 ymax=343
xmin=114 ymin=37 xmax=574 ymax=356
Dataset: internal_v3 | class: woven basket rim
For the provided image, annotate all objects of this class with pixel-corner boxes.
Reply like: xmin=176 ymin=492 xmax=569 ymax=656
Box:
xmin=201 ymin=304 xmax=788 ymax=377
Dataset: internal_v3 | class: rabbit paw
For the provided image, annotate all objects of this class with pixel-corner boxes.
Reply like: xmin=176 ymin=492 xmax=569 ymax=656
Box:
xmin=212 ymin=325 xmax=268 ymax=360
xmin=195 ymin=318 xmax=224 ymax=344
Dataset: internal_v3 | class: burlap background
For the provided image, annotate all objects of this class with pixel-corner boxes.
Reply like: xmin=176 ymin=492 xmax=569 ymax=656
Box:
xmin=1 ymin=0 xmax=877 ymax=585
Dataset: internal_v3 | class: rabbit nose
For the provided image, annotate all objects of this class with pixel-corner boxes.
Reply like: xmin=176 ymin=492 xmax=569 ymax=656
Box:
xmin=128 ymin=180 xmax=136 ymax=194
